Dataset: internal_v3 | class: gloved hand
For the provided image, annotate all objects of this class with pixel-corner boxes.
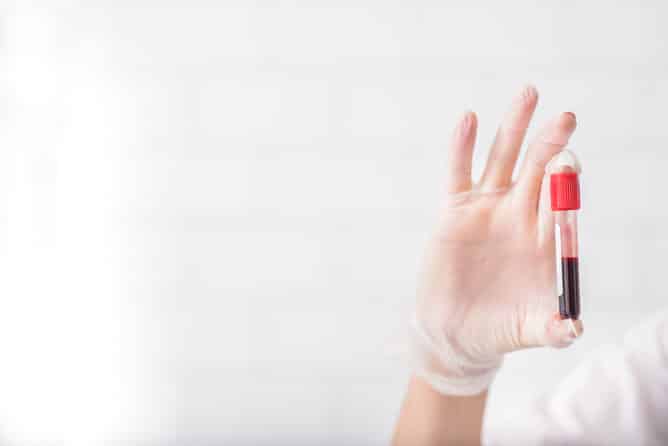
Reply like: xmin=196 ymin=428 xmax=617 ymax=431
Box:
xmin=413 ymin=86 xmax=583 ymax=396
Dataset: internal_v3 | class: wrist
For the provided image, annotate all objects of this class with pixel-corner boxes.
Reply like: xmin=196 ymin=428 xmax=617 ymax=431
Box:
xmin=393 ymin=374 xmax=488 ymax=446
xmin=411 ymin=314 xmax=503 ymax=396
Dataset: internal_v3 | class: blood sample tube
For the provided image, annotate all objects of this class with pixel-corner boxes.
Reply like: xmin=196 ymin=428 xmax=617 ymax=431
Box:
xmin=547 ymin=150 xmax=581 ymax=322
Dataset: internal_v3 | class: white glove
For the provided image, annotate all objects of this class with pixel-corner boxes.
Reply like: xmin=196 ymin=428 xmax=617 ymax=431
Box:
xmin=413 ymin=86 xmax=583 ymax=396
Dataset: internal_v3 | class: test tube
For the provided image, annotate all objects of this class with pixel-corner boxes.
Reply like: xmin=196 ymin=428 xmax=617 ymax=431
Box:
xmin=547 ymin=150 xmax=581 ymax=323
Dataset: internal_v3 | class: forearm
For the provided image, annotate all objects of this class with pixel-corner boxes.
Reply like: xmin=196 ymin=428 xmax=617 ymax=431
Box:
xmin=392 ymin=375 xmax=488 ymax=446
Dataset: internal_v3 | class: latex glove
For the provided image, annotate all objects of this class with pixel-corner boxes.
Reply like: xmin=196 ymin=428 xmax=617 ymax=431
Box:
xmin=413 ymin=86 xmax=583 ymax=396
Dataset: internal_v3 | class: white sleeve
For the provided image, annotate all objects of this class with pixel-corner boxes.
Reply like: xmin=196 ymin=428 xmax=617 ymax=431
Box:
xmin=484 ymin=310 xmax=668 ymax=446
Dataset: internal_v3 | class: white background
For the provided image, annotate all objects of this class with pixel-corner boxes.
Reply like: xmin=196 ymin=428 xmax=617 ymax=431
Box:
xmin=2 ymin=1 xmax=667 ymax=445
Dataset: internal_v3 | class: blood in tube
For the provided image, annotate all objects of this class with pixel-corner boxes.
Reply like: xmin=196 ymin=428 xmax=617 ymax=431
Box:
xmin=560 ymin=257 xmax=580 ymax=320
xmin=548 ymin=151 xmax=582 ymax=321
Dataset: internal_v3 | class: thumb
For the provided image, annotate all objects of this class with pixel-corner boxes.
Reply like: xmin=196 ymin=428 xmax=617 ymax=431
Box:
xmin=544 ymin=312 xmax=584 ymax=348
xmin=522 ymin=309 xmax=583 ymax=349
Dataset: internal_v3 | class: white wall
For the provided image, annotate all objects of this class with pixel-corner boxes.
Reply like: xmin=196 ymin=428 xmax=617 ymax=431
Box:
xmin=2 ymin=1 xmax=667 ymax=444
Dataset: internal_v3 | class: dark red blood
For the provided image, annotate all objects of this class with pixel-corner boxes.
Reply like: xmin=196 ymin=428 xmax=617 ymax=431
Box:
xmin=560 ymin=257 xmax=580 ymax=320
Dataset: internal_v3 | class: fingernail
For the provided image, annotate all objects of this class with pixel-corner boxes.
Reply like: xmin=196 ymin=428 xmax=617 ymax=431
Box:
xmin=539 ymin=114 xmax=576 ymax=146
xmin=552 ymin=317 xmax=578 ymax=343
xmin=520 ymin=84 xmax=538 ymax=105
xmin=560 ymin=112 xmax=577 ymax=129
xmin=458 ymin=111 xmax=474 ymax=135
xmin=562 ymin=318 xmax=584 ymax=341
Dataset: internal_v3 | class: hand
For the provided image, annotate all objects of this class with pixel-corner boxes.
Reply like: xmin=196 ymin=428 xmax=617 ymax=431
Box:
xmin=413 ymin=86 xmax=583 ymax=395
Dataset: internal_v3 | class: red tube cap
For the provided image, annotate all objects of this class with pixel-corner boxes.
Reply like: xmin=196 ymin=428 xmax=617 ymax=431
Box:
xmin=550 ymin=172 xmax=580 ymax=211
